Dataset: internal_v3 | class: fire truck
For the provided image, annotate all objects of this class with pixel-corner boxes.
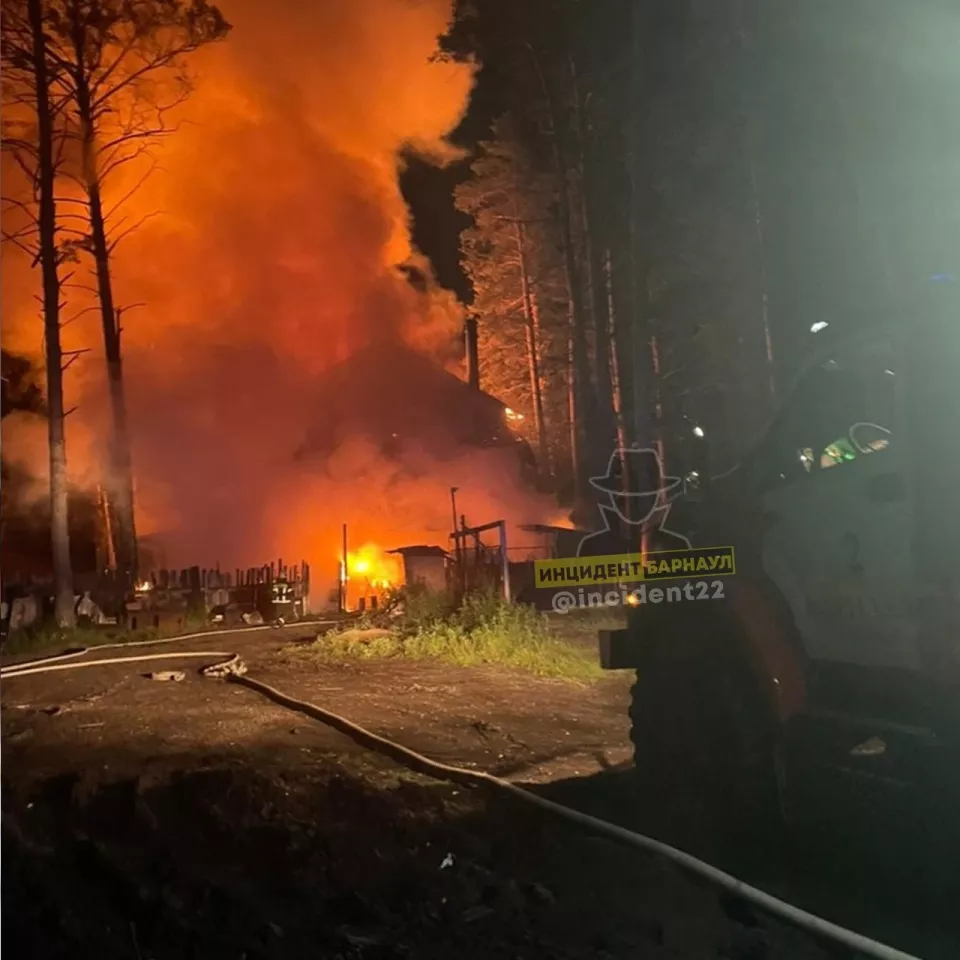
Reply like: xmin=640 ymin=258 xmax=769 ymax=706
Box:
xmin=599 ymin=285 xmax=960 ymax=835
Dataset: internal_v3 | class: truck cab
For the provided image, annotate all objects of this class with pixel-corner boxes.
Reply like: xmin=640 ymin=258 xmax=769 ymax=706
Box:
xmin=601 ymin=287 xmax=960 ymax=831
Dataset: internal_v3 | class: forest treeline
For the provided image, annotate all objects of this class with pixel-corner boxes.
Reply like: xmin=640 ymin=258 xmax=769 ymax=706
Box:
xmin=444 ymin=0 xmax=958 ymax=504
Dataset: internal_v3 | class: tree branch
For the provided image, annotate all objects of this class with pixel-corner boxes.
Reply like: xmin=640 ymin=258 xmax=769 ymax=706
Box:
xmin=62 ymin=347 xmax=91 ymax=373
xmin=100 ymin=146 xmax=157 ymax=189
xmin=94 ymin=45 xmax=204 ymax=108
xmin=108 ymin=211 xmax=161 ymax=252
xmin=1 ymin=229 xmax=40 ymax=259
xmin=1 ymin=195 xmax=39 ymax=225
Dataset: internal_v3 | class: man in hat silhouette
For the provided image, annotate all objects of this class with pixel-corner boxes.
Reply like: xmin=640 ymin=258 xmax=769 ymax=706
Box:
xmin=576 ymin=447 xmax=692 ymax=558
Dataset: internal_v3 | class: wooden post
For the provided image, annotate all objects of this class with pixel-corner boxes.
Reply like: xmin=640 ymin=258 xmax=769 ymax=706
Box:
xmin=340 ymin=524 xmax=348 ymax=613
xmin=499 ymin=520 xmax=511 ymax=603
xmin=449 ymin=487 xmax=460 ymax=584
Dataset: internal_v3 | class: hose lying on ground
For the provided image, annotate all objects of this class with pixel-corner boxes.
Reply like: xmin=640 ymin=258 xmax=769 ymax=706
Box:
xmin=1 ymin=630 xmax=922 ymax=960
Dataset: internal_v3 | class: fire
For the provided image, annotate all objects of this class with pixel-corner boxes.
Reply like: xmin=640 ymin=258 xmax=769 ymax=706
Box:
xmin=546 ymin=510 xmax=576 ymax=530
xmin=0 ymin=0 xmax=477 ymax=566
xmin=345 ymin=543 xmax=402 ymax=591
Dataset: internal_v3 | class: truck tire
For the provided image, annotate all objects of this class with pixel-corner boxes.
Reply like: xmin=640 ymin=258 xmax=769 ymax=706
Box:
xmin=628 ymin=636 xmax=780 ymax=840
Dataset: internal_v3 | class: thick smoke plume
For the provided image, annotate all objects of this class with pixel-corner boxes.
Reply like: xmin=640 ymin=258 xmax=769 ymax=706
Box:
xmin=2 ymin=0 xmax=563 ymax=593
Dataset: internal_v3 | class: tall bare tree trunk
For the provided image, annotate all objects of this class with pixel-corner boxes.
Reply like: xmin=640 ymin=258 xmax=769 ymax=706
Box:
xmin=29 ymin=0 xmax=75 ymax=627
xmin=566 ymin=322 xmax=579 ymax=492
xmin=529 ymin=291 xmax=554 ymax=479
xmin=605 ymin=249 xmax=628 ymax=454
xmin=514 ymin=221 xmax=548 ymax=471
xmin=570 ymin=57 xmax=615 ymax=459
xmin=528 ymin=46 xmax=591 ymax=499
xmin=97 ymin=483 xmax=117 ymax=572
xmin=72 ymin=63 xmax=138 ymax=589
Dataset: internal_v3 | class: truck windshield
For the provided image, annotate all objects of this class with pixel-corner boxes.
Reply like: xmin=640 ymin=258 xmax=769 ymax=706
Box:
xmin=757 ymin=340 xmax=897 ymax=488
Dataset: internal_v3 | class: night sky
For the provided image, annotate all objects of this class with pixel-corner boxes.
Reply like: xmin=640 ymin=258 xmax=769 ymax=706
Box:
xmin=400 ymin=46 xmax=503 ymax=304
xmin=401 ymin=153 xmax=473 ymax=302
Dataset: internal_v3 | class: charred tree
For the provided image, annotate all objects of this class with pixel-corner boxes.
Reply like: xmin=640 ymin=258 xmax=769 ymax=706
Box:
xmin=69 ymin=52 xmax=139 ymax=585
xmin=28 ymin=0 xmax=75 ymax=625
xmin=1 ymin=0 xmax=76 ymax=626
xmin=39 ymin=0 xmax=230 ymax=589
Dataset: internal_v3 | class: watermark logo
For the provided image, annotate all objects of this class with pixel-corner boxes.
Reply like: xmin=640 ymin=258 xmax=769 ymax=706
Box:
xmin=551 ymin=579 xmax=728 ymax=614
xmin=575 ymin=446 xmax=691 ymax=556
xmin=535 ymin=545 xmax=735 ymax=587
xmin=535 ymin=446 xmax=735 ymax=602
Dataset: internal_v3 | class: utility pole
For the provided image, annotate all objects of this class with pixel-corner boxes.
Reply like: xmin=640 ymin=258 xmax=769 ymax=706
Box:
xmin=450 ymin=486 xmax=460 ymax=588
xmin=340 ymin=523 xmax=348 ymax=613
xmin=450 ymin=487 xmax=459 ymax=547
xmin=498 ymin=520 xmax=511 ymax=603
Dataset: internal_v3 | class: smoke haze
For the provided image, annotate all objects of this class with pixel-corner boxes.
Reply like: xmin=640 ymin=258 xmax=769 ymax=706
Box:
xmin=2 ymin=0 xmax=562 ymax=591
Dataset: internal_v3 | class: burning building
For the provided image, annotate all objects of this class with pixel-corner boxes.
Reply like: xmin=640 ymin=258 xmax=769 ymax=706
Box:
xmin=295 ymin=337 xmax=547 ymax=609
xmin=296 ymin=336 xmax=536 ymax=475
xmin=1 ymin=0 xmax=564 ymax=599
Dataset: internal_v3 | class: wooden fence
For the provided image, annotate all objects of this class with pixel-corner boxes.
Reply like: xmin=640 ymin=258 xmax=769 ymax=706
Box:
xmin=1 ymin=558 xmax=312 ymax=634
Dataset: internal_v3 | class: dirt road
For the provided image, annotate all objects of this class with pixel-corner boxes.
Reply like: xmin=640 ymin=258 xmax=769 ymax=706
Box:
xmin=0 ymin=626 xmax=877 ymax=959
xmin=2 ymin=626 xmax=634 ymax=782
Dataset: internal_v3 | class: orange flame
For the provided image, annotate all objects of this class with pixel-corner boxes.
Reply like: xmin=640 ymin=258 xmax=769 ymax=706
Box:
xmin=345 ymin=543 xmax=402 ymax=591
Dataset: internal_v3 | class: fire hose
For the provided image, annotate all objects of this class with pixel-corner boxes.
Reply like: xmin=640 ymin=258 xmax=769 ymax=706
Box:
xmin=1 ymin=628 xmax=922 ymax=960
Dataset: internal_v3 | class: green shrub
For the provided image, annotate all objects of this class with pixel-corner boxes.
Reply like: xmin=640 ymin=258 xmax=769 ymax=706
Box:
xmin=304 ymin=589 xmax=602 ymax=681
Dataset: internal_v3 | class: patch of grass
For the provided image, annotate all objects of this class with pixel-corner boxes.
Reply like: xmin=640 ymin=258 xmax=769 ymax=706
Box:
xmin=322 ymin=630 xmax=405 ymax=660
xmin=305 ymin=590 xmax=604 ymax=682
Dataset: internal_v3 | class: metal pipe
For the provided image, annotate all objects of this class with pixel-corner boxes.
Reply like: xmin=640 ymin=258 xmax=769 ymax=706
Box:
xmin=464 ymin=319 xmax=479 ymax=389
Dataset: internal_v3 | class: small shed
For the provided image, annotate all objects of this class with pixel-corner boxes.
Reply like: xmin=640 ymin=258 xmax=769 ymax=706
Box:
xmin=387 ymin=545 xmax=449 ymax=592
xmin=518 ymin=524 xmax=592 ymax=559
